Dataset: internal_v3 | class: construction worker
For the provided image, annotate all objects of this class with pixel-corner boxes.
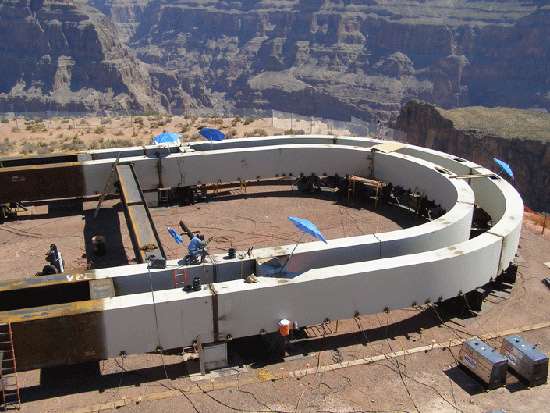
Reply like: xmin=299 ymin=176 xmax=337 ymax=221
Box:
xmin=36 ymin=244 xmax=64 ymax=276
xmin=46 ymin=244 xmax=64 ymax=273
xmin=187 ymin=233 xmax=207 ymax=264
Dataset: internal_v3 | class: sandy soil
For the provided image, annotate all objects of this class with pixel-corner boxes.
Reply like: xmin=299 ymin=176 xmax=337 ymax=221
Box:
xmin=0 ymin=200 xmax=133 ymax=280
xmin=0 ymin=184 xmax=415 ymax=280
xmin=152 ymin=184 xmax=418 ymax=260
xmin=0 ymin=114 xmax=317 ymax=157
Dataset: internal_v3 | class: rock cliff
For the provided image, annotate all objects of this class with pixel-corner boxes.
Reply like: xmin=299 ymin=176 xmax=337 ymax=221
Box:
xmin=395 ymin=101 xmax=550 ymax=212
xmin=0 ymin=0 xmax=163 ymax=113
xmin=1 ymin=1 xmax=550 ymax=118
xmin=122 ymin=0 xmax=550 ymax=119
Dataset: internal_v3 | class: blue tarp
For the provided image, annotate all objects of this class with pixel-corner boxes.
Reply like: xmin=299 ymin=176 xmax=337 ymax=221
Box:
xmin=152 ymin=132 xmax=181 ymax=145
xmin=199 ymin=127 xmax=225 ymax=141
xmin=288 ymin=216 xmax=328 ymax=244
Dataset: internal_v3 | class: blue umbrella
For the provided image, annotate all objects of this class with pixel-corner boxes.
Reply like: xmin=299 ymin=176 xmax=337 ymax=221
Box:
xmin=493 ymin=158 xmax=514 ymax=179
xmin=199 ymin=127 xmax=225 ymax=142
xmin=152 ymin=132 xmax=181 ymax=145
xmin=167 ymin=227 xmax=184 ymax=245
xmin=278 ymin=216 xmax=327 ymax=275
xmin=288 ymin=216 xmax=328 ymax=244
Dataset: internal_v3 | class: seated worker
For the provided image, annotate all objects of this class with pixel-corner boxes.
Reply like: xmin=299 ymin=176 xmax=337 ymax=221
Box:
xmin=37 ymin=244 xmax=64 ymax=276
xmin=46 ymin=244 xmax=64 ymax=273
xmin=187 ymin=234 xmax=207 ymax=264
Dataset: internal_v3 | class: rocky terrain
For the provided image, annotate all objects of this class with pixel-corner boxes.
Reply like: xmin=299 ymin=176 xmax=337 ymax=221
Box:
xmin=1 ymin=1 xmax=550 ymax=119
xmin=0 ymin=0 xmax=163 ymax=113
xmin=395 ymin=100 xmax=550 ymax=212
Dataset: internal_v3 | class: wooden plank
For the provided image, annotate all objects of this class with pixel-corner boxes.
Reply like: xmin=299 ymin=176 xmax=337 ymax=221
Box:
xmin=372 ymin=141 xmax=405 ymax=153
xmin=349 ymin=175 xmax=385 ymax=187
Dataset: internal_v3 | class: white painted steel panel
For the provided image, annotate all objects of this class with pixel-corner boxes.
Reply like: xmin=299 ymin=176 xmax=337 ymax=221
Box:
xmin=159 ymin=145 xmax=372 ymax=188
xmin=377 ymin=202 xmax=473 ymax=257
xmin=373 ymin=151 xmax=459 ymax=210
xmin=190 ymin=135 xmax=334 ymax=151
xmin=396 ymin=146 xmax=475 ymax=176
xmin=66 ymin=136 xmax=523 ymax=355
xmin=101 ymin=287 xmax=214 ymax=356
xmin=216 ymin=233 xmax=502 ymax=340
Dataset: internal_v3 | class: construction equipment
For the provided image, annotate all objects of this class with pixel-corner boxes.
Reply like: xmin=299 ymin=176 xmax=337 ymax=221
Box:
xmin=1 ymin=323 xmax=20 ymax=410
xmin=179 ymin=220 xmax=195 ymax=240
xmin=296 ymin=175 xmax=321 ymax=193
xmin=459 ymin=338 xmax=508 ymax=389
xmin=501 ymin=335 xmax=548 ymax=386
xmin=158 ymin=187 xmax=170 ymax=207
xmin=0 ymin=203 xmax=26 ymax=223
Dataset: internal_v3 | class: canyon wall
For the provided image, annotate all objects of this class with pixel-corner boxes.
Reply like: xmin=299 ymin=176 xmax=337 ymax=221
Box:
xmin=106 ymin=0 xmax=550 ymax=119
xmin=0 ymin=0 xmax=163 ymax=113
xmin=1 ymin=1 xmax=550 ymax=118
xmin=395 ymin=101 xmax=550 ymax=212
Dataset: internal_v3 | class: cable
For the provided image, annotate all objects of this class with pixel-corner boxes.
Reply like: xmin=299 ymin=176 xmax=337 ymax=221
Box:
xmin=381 ymin=310 xmax=465 ymax=412
xmin=114 ymin=351 xmax=201 ymax=413
xmin=146 ymin=261 xmax=162 ymax=350
xmin=429 ymin=304 xmax=473 ymax=340
xmin=112 ymin=355 xmax=126 ymax=401
xmin=378 ymin=313 xmax=420 ymax=413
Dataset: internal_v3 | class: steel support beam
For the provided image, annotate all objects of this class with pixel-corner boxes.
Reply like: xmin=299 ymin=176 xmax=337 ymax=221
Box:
xmin=117 ymin=164 xmax=165 ymax=264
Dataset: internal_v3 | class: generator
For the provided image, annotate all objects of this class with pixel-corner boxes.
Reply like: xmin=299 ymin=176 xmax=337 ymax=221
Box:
xmin=501 ymin=335 xmax=548 ymax=386
xmin=459 ymin=339 xmax=508 ymax=388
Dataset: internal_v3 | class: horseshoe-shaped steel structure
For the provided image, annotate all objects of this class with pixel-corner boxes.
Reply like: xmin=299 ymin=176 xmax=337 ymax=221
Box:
xmin=0 ymin=136 xmax=522 ymax=370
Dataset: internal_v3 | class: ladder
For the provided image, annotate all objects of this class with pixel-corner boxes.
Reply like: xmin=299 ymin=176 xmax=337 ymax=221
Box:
xmin=0 ymin=323 xmax=20 ymax=410
xmin=93 ymin=153 xmax=121 ymax=219
xmin=172 ymin=268 xmax=190 ymax=289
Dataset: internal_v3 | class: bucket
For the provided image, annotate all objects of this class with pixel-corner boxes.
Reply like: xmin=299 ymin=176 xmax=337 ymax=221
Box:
xmin=278 ymin=319 xmax=291 ymax=336
xmin=91 ymin=235 xmax=106 ymax=256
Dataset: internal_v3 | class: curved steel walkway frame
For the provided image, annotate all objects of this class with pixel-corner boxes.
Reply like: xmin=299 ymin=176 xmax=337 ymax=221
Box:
xmin=0 ymin=136 xmax=522 ymax=370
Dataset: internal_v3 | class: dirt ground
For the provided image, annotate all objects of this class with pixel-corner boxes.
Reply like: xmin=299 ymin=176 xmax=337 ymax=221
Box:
xmin=0 ymin=185 xmax=415 ymax=279
xmin=152 ymin=184 xmax=417 ymax=260
xmin=0 ymin=114 xmax=339 ymax=157
xmin=0 ymin=199 xmax=132 ymax=280
xmin=3 ymin=203 xmax=550 ymax=412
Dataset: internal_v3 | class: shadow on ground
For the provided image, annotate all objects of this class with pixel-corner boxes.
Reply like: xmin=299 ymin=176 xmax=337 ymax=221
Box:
xmin=83 ymin=204 xmax=129 ymax=269
xmin=19 ymin=284 xmax=513 ymax=404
